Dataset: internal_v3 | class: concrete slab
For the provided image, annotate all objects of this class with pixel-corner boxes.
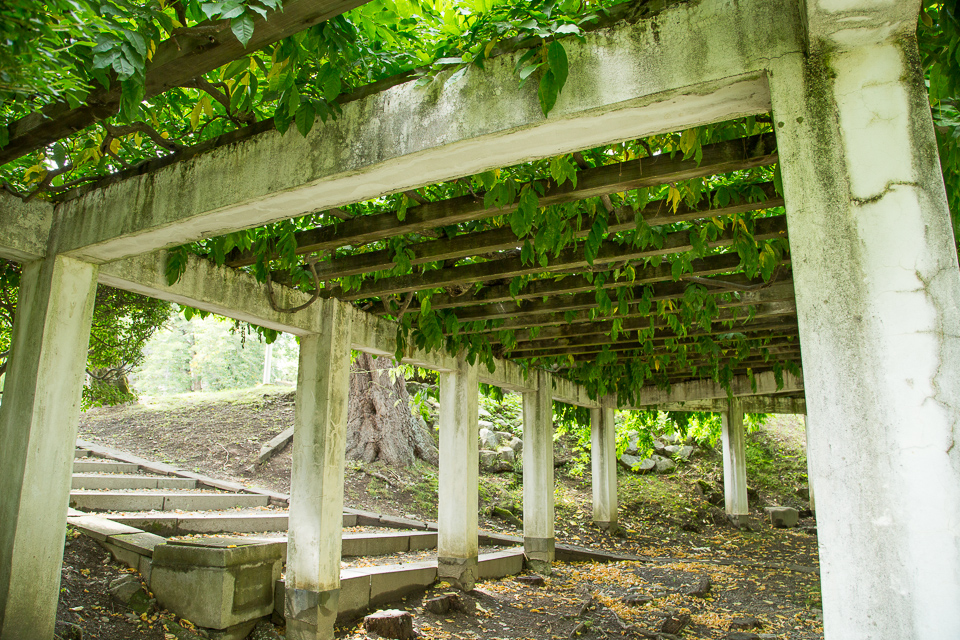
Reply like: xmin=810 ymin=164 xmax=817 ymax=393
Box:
xmin=72 ymin=460 xmax=139 ymax=473
xmin=68 ymin=491 xmax=269 ymax=512
xmin=478 ymin=549 xmax=525 ymax=579
xmin=367 ymin=561 xmax=437 ymax=606
xmin=108 ymin=512 xmax=291 ymax=536
xmin=107 ymin=532 xmax=167 ymax=557
xmin=71 ymin=474 xmax=197 ymax=490
xmin=66 ymin=514 xmax=142 ymax=542
xmin=74 ymin=449 xmax=91 ymax=458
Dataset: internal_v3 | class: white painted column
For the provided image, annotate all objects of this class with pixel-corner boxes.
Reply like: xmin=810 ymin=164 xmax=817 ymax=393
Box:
xmin=262 ymin=341 xmax=273 ymax=385
xmin=590 ymin=396 xmax=617 ymax=530
xmin=522 ymin=370 xmax=554 ymax=573
xmin=437 ymin=357 xmax=479 ymax=589
xmin=0 ymin=255 xmax=98 ymax=640
xmin=720 ymin=398 xmax=748 ymax=524
xmin=770 ymin=39 xmax=960 ymax=638
xmin=802 ymin=414 xmax=815 ymax=514
xmin=285 ymin=299 xmax=352 ymax=640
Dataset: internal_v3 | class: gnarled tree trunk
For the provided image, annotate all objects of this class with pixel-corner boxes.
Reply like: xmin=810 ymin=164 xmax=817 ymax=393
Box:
xmin=345 ymin=353 xmax=438 ymax=467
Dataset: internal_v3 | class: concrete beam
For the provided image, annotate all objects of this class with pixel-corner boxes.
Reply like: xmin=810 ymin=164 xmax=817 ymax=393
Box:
xmin=285 ymin=299 xmax=353 ymax=640
xmin=0 ymin=194 xmax=52 ymax=262
xmin=52 ymin=0 xmax=800 ymax=263
xmin=552 ymin=376 xmax=601 ymax=409
xmin=804 ymin=0 xmax=920 ymax=51
xmin=0 ymin=256 xmax=99 ymax=639
xmin=634 ymin=370 xmax=804 ymax=406
xmin=652 ymin=396 xmax=807 ymax=414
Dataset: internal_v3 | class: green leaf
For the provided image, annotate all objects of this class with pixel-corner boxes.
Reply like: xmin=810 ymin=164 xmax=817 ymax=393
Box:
xmin=231 ymin=13 xmax=255 ymax=47
xmin=295 ymin=101 xmax=317 ymax=136
xmin=223 ymin=57 xmax=250 ymax=80
xmin=546 ymin=41 xmax=568 ymax=89
xmin=538 ymin=69 xmax=559 ymax=116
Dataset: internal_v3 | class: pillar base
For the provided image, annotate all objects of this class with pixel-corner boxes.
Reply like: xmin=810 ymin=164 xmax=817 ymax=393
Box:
xmin=726 ymin=514 xmax=755 ymax=530
xmin=523 ymin=537 xmax=555 ymax=575
xmin=593 ymin=520 xmax=619 ymax=534
xmin=438 ymin=556 xmax=478 ymax=591
xmin=285 ymin=587 xmax=339 ymax=640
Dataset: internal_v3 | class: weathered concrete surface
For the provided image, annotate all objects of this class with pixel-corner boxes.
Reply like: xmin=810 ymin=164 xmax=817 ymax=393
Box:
xmin=286 ymin=299 xmax=353 ymax=640
xmin=0 ymin=255 xmax=99 ymax=640
xmin=721 ymin=398 xmax=748 ymax=518
xmin=53 ymin=0 xmax=799 ymax=263
xmin=150 ymin=539 xmax=282 ymax=630
xmin=68 ymin=490 xmax=269 ymax=512
xmin=71 ymin=474 xmax=198 ymax=490
xmin=0 ymin=193 xmax=52 ymax=262
xmin=653 ymin=396 xmax=806 ymax=414
xmin=590 ymin=397 xmax=617 ymax=530
xmin=770 ymin=31 xmax=960 ymax=638
xmin=437 ymin=358 xmax=480 ymax=590
xmin=523 ymin=370 xmax=555 ymax=573
xmin=72 ymin=459 xmax=140 ymax=473
xmin=804 ymin=0 xmax=920 ymax=50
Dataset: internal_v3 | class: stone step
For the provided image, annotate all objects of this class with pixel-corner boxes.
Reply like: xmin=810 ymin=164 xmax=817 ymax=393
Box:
xmin=106 ymin=511 xmax=293 ymax=536
xmin=236 ymin=531 xmax=439 ymax=562
xmin=73 ymin=460 xmax=139 ymax=474
xmin=68 ymin=490 xmax=269 ymax=513
xmin=71 ymin=474 xmax=197 ymax=491
xmin=75 ymin=449 xmax=91 ymax=458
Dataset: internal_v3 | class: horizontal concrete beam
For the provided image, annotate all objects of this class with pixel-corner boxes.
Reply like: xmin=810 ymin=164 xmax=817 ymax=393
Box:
xmin=53 ymin=0 xmax=799 ymax=263
xmin=651 ymin=395 xmax=807 ymax=414
xmin=552 ymin=376 xmax=602 ymax=409
xmin=634 ymin=370 xmax=804 ymax=406
xmin=0 ymin=193 xmax=52 ymax=262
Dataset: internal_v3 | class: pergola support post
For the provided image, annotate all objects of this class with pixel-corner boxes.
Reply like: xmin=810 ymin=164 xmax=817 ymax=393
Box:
xmin=523 ymin=370 xmax=555 ymax=573
xmin=720 ymin=397 xmax=748 ymax=526
xmin=437 ymin=358 xmax=479 ymax=589
xmin=0 ymin=255 xmax=99 ymax=640
xmin=285 ymin=299 xmax=353 ymax=640
xmin=590 ymin=396 xmax=618 ymax=531
xmin=803 ymin=414 xmax=815 ymax=515
xmin=770 ymin=37 xmax=960 ymax=638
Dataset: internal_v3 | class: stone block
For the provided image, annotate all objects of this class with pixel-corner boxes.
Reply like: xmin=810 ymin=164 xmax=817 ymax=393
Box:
xmin=338 ymin=570 xmax=372 ymax=620
xmin=66 ymin=514 xmax=142 ymax=542
xmin=408 ymin=532 xmax=438 ymax=551
xmin=764 ymin=506 xmax=799 ymax=528
xmin=107 ymin=532 xmax=166 ymax=557
xmin=618 ymin=453 xmax=642 ymax=471
xmin=342 ymin=532 xmax=411 ymax=557
xmin=101 ymin=541 xmax=143 ymax=569
xmin=368 ymin=561 xmax=437 ymax=606
xmin=478 ymin=549 xmax=524 ymax=579
xmin=150 ymin=539 xmax=283 ymax=630
xmin=69 ymin=491 xmax=164 ymax=512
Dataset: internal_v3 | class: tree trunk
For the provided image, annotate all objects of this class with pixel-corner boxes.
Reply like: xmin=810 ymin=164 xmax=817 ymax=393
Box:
xmin=345 ymin=353 xmax=439 ymax=467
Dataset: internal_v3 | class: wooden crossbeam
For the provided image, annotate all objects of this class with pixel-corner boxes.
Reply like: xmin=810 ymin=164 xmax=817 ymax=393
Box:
xmin=513 ymin=336 xmax=801 ymax=360
xmin=504 ymin=320 xmax=800 ymax=354
xmin=332 ymin=215 xmax=787 ymax=302
xmin=225 ymin=133 xmax=778 ymax=267
xmin=489 ymin=300 xmax=797 ymax=344
xmin=1 ymin=0 xmax=368 ymax=166
xmin=305 ymin=182 xmax=781 ymax=281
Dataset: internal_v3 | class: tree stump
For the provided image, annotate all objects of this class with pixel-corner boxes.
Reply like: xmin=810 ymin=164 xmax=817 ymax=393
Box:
xmin=363 ymin=609 xmax=416 ymax=639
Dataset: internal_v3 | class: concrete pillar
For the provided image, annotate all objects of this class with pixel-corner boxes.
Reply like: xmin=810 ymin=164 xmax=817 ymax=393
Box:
xmin=522 ymin=370 xmax=554 ymax=573
xmin=0 ymin=255 xmax=98 ymax=640
xmin=437 ymin=357 xmax=479 ymax=589
xmin=285 ymin=299 xmax=352 ymax=640
xmin=769 ymin=38 xmax=960 ymax=638
xmin=720 ymin=398 xmax=747 ymax=524
xmin=590 ymin=396 xmax=617 ymax=530
xmin=802 ymin=414 xmax=815 ymax=514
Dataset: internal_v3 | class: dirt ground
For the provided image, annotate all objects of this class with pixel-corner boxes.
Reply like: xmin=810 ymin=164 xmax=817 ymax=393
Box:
xmin=67 ymin=387 xmax=824 ymax=640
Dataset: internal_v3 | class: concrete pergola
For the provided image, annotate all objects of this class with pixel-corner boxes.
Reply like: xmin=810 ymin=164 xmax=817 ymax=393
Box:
xmin=2 ymin=0 xmax=958 ymax=638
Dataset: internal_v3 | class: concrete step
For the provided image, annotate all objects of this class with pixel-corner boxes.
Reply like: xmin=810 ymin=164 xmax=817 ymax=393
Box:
xmin=106 ymin=511 xmax=292 ymax=536
xmin=236 ymin=531 xmax=438 ymax=562
xmin=75 ymin=449 xmax=91 ymax=458
xmin=72 ymin=474 xmax=197 ymax=491
xmin=69 ymin=490 xmax=269 ymax=513
xmin=73 ymin=460 xmax=139 ymax=474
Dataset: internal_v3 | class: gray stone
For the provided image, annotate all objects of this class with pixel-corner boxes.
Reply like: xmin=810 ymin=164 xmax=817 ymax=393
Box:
xmin=638 ymin=458 xmax=656 ymax=473
xmin=664 ymin=444 xmax=681 ymax=456
xmin=660 ymin=613 xmax=690 ymax=634
xmin=478 ymin=420 xmax=495 ymax=430
xmin=729 ymin=617 xmax=761 ymax=630
xmin=497 ymin=446 xmax=516 ymax=464
xmin=478 ymin=407 xmax=493 ymax=419
xmin=364 ymin=609 xmax=415 ymax=640
xmin=424 ymin=593 xmax=465 ymax=614
xmin=726 ymin=633 xmax=760 ymax=640
xmin=109 ymin=574 xmax=142 ymax=605
xmin=506 ymin=436 xmax=523 ymax=454
xmin=685 ymin=576 xmax=711 ymax=597
xmin=652 ymin=439 xmax=666 ymax=453
xmin=618 ymin=453 xmax=642 ymax=471
xmin=677 ymin=445 xmax=695 ymax=460
xmin=625 ymin=430 xmax=641 ymax=456
xmin=248 ymin=619 xmax=284 ymax=640
xmin=765 ymin=506 xmax=800 ymax=528
xmin=662 ymin=432 xmax=680 ymax=445
xmin=653 ymin=455 xmax=676 ymax=474
xmin=623 ymin=593 xmax=652 ymax=606
xmin=479 ymin=450 xmax=498 ymax=470
xmin=479 ymin=428 xmax=499 ymax=450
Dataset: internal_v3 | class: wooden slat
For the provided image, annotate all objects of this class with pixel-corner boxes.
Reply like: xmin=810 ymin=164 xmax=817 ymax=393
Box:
xmin=512 ymin=337 xmax=801 ymax=360
xmin=332 ymin=215 xmax=787 ymax=302
xmin=1 ymin=0 xmax=369 ymax=166
xmin=225 ymin=133 xmax=778 ymax=267
xmin=306 ymin=182 xmax=781 ymax=281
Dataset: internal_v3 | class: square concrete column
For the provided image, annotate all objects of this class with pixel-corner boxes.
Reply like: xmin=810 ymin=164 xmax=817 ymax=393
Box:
xmin=802 ymin=414 xmax=815 ymax=515
xmin=522 ymin=370 xmax=554 ymax=573
xmin=285 ymin=299 xmax=352 ymax=640
xmin=770 ymin=37 xmax=960 ymax=638
xmin=589 ymin=396 xmax=617 ymax=531
xmin=437 ymin=357 xmax=479 ymax=589
xmin=720 ymin=398 xmax=747 ymax=524
xmin=0 ymin=255 xmax=98 ymax=640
